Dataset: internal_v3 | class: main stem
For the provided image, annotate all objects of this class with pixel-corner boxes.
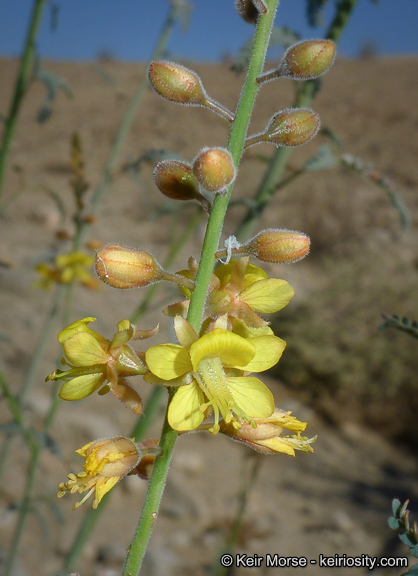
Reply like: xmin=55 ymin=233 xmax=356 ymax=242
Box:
xmin=0 ymin=0 xmax=47 ymax=210
xmin=235 ymin=0 xmax=359 ymax=241
xmin=121 ymin=2 xmax=280 ymax=574
xmin=78 ymin=2 xmax=178 ymax=248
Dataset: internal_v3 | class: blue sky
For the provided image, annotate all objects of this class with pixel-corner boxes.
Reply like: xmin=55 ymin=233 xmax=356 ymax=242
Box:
xmin=0 ymin=1 xmax=417 ymax=62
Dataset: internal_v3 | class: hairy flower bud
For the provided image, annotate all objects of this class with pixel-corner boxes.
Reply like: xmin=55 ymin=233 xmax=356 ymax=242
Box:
xmin=57 ymin=436 xmax=162 ymax=509
xmin=148 ymin=61 xmax=208 ymax=106
xmin=279 ymin=39 xmax=336 ymax=80
xmin=193 ymin=147 xmax=236 ymax=193
xmin=153 ymin=160 xmax=211 ymax=211
xmin=264 ymin=108 xmax=320 ymax=147
xmin=244 ymin=229 xmax=310 ymax=264
xmin=95 ymin=244 xmax=164 ymax=289
xmin=235 ymin=0 xmax=267 ymax=24
xmin=219 ymin=409 xmax=316 ymax=456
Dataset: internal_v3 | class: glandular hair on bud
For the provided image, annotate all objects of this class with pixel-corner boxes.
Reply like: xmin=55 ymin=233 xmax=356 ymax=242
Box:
xmin=95 ymin=245 xmax=164 ymax=289
xmin=148 ymin=61 xmax=207 ymax=106
xmin=265 ymin=108 xmax=320 ymax=147
xmin=245 ymin=229 xmax=310 ymax=264
xmin=193 ymin=147 xmax=236 ymax=193
xmin=279 ymin=39 xmax=336 ymax=80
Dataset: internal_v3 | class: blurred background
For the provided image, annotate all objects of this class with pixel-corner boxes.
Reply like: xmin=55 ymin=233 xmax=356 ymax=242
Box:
xmin=1 ymin=1 xmax=418 ymax=575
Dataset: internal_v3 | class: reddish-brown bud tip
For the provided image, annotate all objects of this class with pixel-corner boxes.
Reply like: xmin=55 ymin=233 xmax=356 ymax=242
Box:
xmin=280 ymin=39 xmax=336 ymax=80
xmin=148 ymin=61 xmax=207 ymax=106
xmin=193 ymin=147 xmax=236 ymax=193
xmin=245 ymin=229 xmax=310 ymax=264
xmin=95 ymin=245 xmax=164 ymax=289
xmin=265 ymin=108 xmax=320 ymax=147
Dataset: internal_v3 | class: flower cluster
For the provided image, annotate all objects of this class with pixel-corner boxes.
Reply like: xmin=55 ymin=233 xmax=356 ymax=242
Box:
xmin=47 ymin=35 xmax=336 ymax=508
xmin=35 ymin=251 xmax=98 ymax=290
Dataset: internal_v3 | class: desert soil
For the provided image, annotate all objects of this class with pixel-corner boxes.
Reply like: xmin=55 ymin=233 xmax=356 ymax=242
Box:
xmin=1 ymin=55 xmax=418 ymax=576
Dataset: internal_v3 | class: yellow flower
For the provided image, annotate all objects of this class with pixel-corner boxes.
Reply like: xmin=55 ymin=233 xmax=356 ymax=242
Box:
xmin=57 ymin=436 xmax=161 ymax=510
xmin=164 ymin=257 xmax=294 ymax=329
xmin=218 ymin=408 xmax=316 ymax=456
xmin=144 ymin=316 xmax=285 ymax=433
xmin=46 ymin=317 xmax=157 ymax=414
xmin=35 ymin=251 xmax=98 ymax=290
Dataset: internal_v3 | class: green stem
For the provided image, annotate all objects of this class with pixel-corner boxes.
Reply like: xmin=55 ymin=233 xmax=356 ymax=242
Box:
xmin=0 ymin=285 xmax=64 ymax=481
xmin=4 ymin=256 xmax=76 ymax=576
xmin=235 ymin=0 xmax=359 ymax=241
xmin=187 ymin=0 xmax=279 ymax=332
xmin=4 ymin=442 xmax=42 ymax=576
xmin=61 ymin=209 xmax=201 ymax=571
xmin=121 ymin=3 xmax=280 ymax=574
xmin=122 ymin=390 xmax=178 ymax=576
xmin=80 ymin=2 xmax=178 ymax=243
xmin=20 ymin=285 xmax=65 ymax=399
xmin=0 ymin=0 xmax=48 ymax=210
xmin=62 ymin=385 xmax=166 ymax=572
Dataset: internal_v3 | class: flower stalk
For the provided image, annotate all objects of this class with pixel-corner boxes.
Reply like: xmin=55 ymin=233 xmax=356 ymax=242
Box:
xmin=121 ymin=2 xmax=280 ymax=573
xmin=0 ymin=0 xmax=48 ymax=211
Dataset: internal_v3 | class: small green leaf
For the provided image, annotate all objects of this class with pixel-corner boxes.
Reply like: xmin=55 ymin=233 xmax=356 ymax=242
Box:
xmin=400 ymin=532 xmax=417 ymax=548
xmin=388 ymin=517 xmax=401 ymax=530
xmin=392 ymin=498 xmax=402 ymax=516
xmin=410 ymin=545 xmax=418 ymax=559
xmin=406 ymin=563 xmax=418 ymax=575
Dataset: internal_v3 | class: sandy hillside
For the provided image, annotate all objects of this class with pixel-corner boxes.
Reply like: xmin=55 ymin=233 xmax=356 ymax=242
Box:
xmin=0 ymin=55 xmax=418 ymax=576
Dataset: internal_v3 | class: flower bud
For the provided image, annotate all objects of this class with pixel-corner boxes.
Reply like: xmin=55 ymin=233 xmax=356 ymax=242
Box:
xmin=148 ymin=61 xmax=207 ymax=106
xmin=219 ymin=409 xmax=316 ymax=456
xmin=153 ymin=160 xmax=211 ymax=211
xmin=244 ymin=229 xmax=310 ymax=264
xmin=235 ymin=0 xmax=267 ymax=24
xmin=264 ymin=108 xmax=320 ymax=147
xmin=57 ymin=436 xmax=162 ymax=509
xmin=193 ymin=147 xmax=236 ymax=193
xmin=95 ymin=244 xmax=164 ymax=289
xmin=279 ymin=39 xmax=336 ymax=80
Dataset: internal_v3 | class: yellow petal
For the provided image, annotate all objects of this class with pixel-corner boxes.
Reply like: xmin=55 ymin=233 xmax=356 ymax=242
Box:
xmin=240 ymin=279 xmax=294 ymax=313
xmin=94 ymin=476 xmax=120 ymax=506
xmin=144 ymin=372 xmax=191 ymax=387
xmin=230 ymin=317 xmax=274 ymax=338
xmin=174 ymin=316 xmax=198 ymax=349
xmin=241 ymin=335 xmax=286 ymax=372
xmin=145 ymin=344 xmax=192 ymax=380
xmin=215 ymin=258 xmax=267 ymax=286
xmin=111 ymin=320 xmax=134 ymax=348
xmin=226 ymin=376 xmax=275 ymax=418
xmin=189 ymin=329 xmax=255 ymax=371
xmin=212 ymin=314 xmax=229 ymax=330
xmin=58 ymin=317 xmax=109 ymax=349
xmin=63 ymin=332 xmax=111 ymax=366
xmin=59 ymin=374 xmax=105 ymax=400
xmin=168 ymin=381 xmax=205 ymax=430
xmin=256 ymin=437 xmax=296 ymax=456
